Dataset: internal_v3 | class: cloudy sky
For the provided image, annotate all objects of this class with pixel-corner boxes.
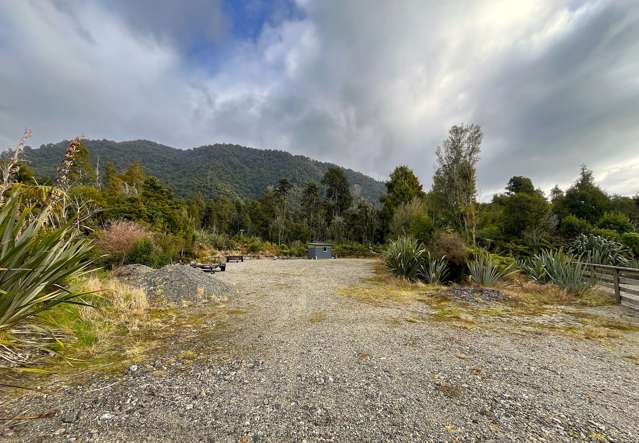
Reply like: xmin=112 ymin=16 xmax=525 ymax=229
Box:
xmin=1 ymin=0 xmax=638 ymax=198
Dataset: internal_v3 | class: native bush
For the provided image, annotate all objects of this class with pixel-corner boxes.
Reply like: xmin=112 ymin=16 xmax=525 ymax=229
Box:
xmin=559 ymin=215 xmax=592 ymax=239
xmin=597 ymin=211 xmax=633 ymax=234
xmin=539 ymin=249 xmax=591 ymax=295
xmin=569 ymin=234 xmax=629 ymax=266
xmin=95 ymin=220 xmax=148 ymax=265
xmin=384 ymin=237 xmax=424 ymax=282
xmin=418 ymin=251 xmax=448 ymax=284
xmin=622 ymin=232 xmax=639 ymax=257
xmin=466 ymin=250 xmax=516 ymax=286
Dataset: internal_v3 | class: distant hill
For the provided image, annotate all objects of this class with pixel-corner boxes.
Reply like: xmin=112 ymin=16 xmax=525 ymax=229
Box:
xmin=24 ymin=139 xmax=386 ymax=202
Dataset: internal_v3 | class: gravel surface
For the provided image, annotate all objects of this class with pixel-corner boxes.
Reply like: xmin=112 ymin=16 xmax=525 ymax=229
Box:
xmin=116 ymin=264 xmax=235 ymax=303
xmin=2 ymin=259 xmax=639 ymax=442
xmin=448 ymin=287 xmax=506 ymax=304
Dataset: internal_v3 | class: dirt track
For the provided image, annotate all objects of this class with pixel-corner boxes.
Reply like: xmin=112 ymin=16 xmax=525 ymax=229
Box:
xmin=2 ymin=259 xmax=639 ymax=442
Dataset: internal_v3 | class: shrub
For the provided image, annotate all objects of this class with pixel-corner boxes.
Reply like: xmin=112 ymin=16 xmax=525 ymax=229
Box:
xmin=95 ymin=220 xmax=148 ymax=264
xmin=539 ymin=249 xmax=591 ymax=295
xmin=622 ymin=232 xmax=639 ymax=257
xmin=597 ymin=211 xmax=633 ymax=234
xmin=590 ymin=228 xmax=621 ymax=242
xmin=569 ymin=234 xmax=629 ymax=266
xmin=430 ymin=231 xmax=468 ymax=265
xmin=334 ymin=242 xmax=375 ymax=257
xmin=466 ymin=251 xmax=516 ymax=286
xmin=518 ymin=254 xmax=549 ymax=282
xmin=559 ymin=215 xmax=592 ymax=239
xmin=419 ymin=251 xmax=448 ymax=284
xmin=0 ymin=195 xmax=94 ymax=331
xmin=429 ymin=231 xmax=468 ymax=282
xmin=247 ymin=239 xmax=262 ymax=253
xmin=389 ymin=198 xmax=434 ymax=245
xmin=384 ymin=237 xmax=424 ymax=282
xmin=127 ymin=238 xmax=163 ymax=267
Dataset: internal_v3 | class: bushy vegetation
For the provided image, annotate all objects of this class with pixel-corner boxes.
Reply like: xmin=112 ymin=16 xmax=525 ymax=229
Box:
xmin=569 ymin=234 xmax=630 ymax=266
xmin=467 ymin=251 xmax=516 ymax=286
xmin=384 ymin=237 xmax=425 ymax=282
xmin=520 ymin=250 xmax=592 ymax=295
xmin=0 ymin=195 xmax=94 ymax=332
xmin=3 ymin=122 xmax=639 ymax=365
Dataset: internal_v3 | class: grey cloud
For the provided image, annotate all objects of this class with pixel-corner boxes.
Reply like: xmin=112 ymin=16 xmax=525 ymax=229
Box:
xmin=1 ymin=0 xmax=638 ymax=199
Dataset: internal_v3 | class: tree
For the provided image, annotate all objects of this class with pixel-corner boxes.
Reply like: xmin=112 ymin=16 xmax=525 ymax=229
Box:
xmin=322 ymin=168 xmax=352 ymax=217
xmin=67 ymin=140 xmax=96 ymax=186
xmin=389 ymin=197 xmax=434 ymax=245
xmin=431 ymin=123 xmax=482 ymax=245
xmin=495 ymin=176 xmax=552 ymax=240
xmin=380 ymin=166 xmax=424 ymax=212
xmin=302 ymin=182 xmax=322 ymax=239
xmin=121 ymin=162 xmax=146 ymax=194
xmin=104 ymin=161 xmax=124 ymax=195
xmin=506 ymin=176 xmax=535 ymax=195
xmin=554 ymin=166 xmax=610 ymax=224
xmin=345 ymin=201 xmax=378 ymax=244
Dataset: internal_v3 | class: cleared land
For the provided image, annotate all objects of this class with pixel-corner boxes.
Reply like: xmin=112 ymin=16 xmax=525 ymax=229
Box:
xmin=2 ymin=259 xmax=639 ymax=442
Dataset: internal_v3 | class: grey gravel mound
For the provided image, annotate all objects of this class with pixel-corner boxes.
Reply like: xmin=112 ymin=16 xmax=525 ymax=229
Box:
xmin=116 ymin=264 xmax=235 ymax=303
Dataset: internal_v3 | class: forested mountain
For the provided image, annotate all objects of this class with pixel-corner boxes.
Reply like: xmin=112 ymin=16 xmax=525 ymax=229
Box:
xmin=24 ymin=140 xmax=385 ymax=201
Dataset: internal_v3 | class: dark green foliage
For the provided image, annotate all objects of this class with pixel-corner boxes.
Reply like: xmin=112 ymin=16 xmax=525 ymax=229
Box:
xmin=553 ymin=166 xmax=610 ymax=224
xmin=322 ymin=167 xmax=352 ymax=216
xmin=597 ymin=211 xmax=633 ymax=234
xmin=127 ymin=238 xmax=162 ymax=267
xmin=25 ymin=140 xmax=384 ymax=202
xmin=389 ymin=197 xmax=434 ymax=245
xmin=569 ymin=234 xmax=629 ymax=266
xmin=380 ymin=166 xmax=424 ymax=213
xmin=494 ymin=178 xmax=552 ymax=240
xmin=505 ymin=176 xmax=535 ymax=194
xmin=590 ymin=228 xmax=621 ymax=242
xmin=622 ymin=232 xmax=639 ymax=257
xmin=559 ymin=215 xmax=592 ymax=239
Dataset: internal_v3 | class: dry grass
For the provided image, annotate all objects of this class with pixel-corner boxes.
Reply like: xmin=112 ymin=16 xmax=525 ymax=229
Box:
xmin=341 ymin=265 xmax=639 ymax=342
xmin=309 ymin=311 xmax=327 ymax=324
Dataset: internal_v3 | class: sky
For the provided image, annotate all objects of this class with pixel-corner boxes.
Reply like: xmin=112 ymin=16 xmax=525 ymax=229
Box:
xmin=1 ymin=0 xmax=638 ymax=199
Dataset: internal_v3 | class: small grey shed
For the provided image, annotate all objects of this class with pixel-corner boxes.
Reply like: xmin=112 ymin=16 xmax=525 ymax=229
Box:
xmin=308 ymin=242 xmax=334 ymax=259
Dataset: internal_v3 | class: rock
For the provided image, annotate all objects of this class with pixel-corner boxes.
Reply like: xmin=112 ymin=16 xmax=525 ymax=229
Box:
xmin=129 ymin=364 xmax=139 ymax=373
xmin=99 ymin=413 xmax=113 ymax=421
xmin=61 ymin=410 xmax=80 ymax=423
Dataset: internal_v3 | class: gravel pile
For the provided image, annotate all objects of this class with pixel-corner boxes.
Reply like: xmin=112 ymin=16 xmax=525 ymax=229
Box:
xmin=449 ymin=286 xmax=506 ymax=304
xmin=116 ymin=264 xmax=235 ymax=303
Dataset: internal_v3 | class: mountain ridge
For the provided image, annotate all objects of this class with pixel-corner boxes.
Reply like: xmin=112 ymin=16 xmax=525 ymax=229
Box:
xmin=24 ymin=139 xmax=386 ymax=201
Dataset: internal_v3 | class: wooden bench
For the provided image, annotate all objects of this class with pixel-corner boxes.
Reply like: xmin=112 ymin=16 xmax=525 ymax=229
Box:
xmin=226 ymin=255 xmax=244 ymax=263
xmin=190 ymin=262 xmax=226 ymax=272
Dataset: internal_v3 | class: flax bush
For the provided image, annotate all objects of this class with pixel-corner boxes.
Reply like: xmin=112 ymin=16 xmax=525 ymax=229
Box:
xmin=466 ymin=251 xmax=516 ymax=286
xmin=384 ymin=237 xmax=425 ymax=282
xmin=0 ymin=195 xmax=94 ymax=331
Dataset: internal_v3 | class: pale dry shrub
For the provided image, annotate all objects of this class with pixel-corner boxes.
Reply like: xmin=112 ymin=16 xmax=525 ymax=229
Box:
xmin=78 ymin=277 xmax=148 ymax=334
xmin=95 ymin=220 xmax=148 ymax=259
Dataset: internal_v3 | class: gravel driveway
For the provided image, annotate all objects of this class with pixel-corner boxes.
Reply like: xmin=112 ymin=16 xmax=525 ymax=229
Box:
xmin=2 ymin=258 xmax=639 ymax=442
